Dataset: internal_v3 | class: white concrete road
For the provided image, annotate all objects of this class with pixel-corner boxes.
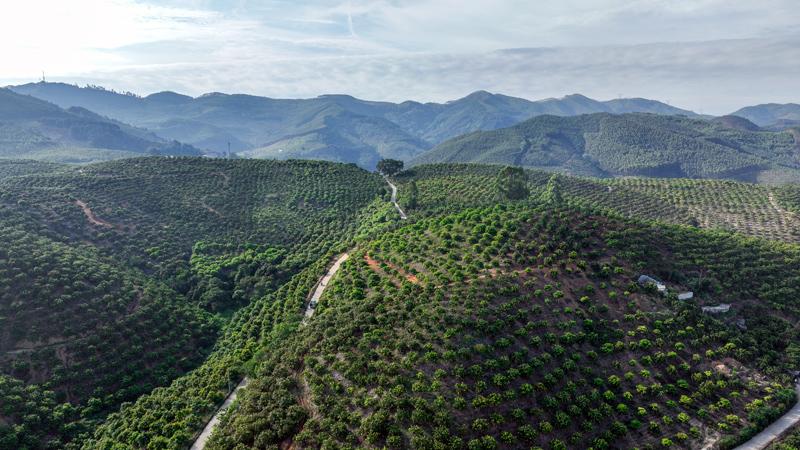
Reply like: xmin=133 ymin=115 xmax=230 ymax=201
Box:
xmin=734 ymin=383 xmax=800 ymax=450
xmin=188 ymin=252 xmax=351 ymax=449
xmin=384 ymin=176 xmax=407 ymax=220
xmin=189 ymin=378 xmax=249 ymax=450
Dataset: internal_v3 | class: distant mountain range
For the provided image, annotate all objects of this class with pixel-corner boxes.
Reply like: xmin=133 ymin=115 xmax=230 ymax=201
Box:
xmin=9 ymin=82 xmax=700 ymax=168
xmin=411 ymin=113 xmax=800 ymax=182
xmin=0 ymin=88 xmax=200 ymax=163
xmin=4 ymin=82 xmax=800 ymax=174
xmin=730 ymin=103 xmax=800 ymax=129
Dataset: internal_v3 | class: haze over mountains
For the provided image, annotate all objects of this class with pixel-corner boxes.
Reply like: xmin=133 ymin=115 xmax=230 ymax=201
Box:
xmin=9 ymin=82 xmax=699 ymax=166
xmin=3 ymin=81 xmax=799 ymax=176
xmin=731 ymin=103 xmax=800 ymax=130
xmin=0 ymin=88 xmax=200 ymax=163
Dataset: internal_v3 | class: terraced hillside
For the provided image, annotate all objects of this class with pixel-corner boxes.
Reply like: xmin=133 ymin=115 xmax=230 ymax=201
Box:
xmin=199 ymin=204 xmax=798 ymax=450
xmin=0 ymin=158 xmax=389 ymax=449
xmin=0 ymin=157 xmax=386 ymax=310
xmin=395 ymin=164 xmax=800 ymax=243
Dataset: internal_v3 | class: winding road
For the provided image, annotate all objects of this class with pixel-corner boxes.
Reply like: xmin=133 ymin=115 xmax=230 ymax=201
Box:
xmin=384 ymin=176 xmax=407 ymax=220
xmin=733 ymin=383 xmax=800 ymax=450
xmin=188 ymin=180 xmax=406 ymax=449
xmin=188 ymin=252 xmax=351 ymax=450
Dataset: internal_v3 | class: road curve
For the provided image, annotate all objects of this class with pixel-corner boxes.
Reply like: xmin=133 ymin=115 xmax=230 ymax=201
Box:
xmin=188 ymin=252 xmax=351 ymax=450
xmin=384 ymin=176 xmax=407 ymax=220
xmin=734 ymin=383 xmax=800 ymax=450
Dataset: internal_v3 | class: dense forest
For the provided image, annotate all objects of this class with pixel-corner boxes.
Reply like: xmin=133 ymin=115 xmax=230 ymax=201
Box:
xmin=1 ymin=158 xmax=798 ymax=450
xmin=411 ymin=114 xmax=800 ymax=183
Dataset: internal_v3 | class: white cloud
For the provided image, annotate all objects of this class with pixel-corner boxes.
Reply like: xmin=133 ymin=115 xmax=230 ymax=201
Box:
xmin=1 ymin=0 xmax=799 ymax=113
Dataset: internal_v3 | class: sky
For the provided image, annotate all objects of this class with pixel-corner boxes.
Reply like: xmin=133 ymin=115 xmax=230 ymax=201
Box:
xmin=1 ymin=0 xmax=799 ymax=114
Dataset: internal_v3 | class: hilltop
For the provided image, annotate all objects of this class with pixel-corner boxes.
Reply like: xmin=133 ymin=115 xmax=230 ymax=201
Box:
xmin=217 ymin=206 xmax=798 ymax=449
xmin=0 ymin=88 xmax=200 ymax=163
xmin=94 ymin=199 xmax=800 ymax=450
xmin=410 ymin=113 xmax=800 ymax=182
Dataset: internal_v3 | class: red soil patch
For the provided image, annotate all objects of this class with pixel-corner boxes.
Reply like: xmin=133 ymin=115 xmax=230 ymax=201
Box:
xmin=365 ymin=255 xmax=381 ymax=271
xmin=364 ymin=255 xmax=419 ymax=284
xmin=74 ymin=199 xmax=113 ymax=227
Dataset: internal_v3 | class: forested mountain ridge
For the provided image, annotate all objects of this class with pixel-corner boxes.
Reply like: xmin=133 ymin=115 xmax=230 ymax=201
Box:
xmin=10 ymin=82 xmax=701 ymax=168
xmin=0 ymin=88 xmax=201 ymax=163
xmin=411 ymin=113 xmax=800 ymax=182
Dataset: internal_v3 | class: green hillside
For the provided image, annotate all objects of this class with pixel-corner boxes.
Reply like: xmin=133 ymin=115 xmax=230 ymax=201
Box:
xmin=3 ymin=159 xmax=799 ymax=450
xmin=394 ymin=164 xmax=800 ymax=243
xmin=0 ymin=159 xmax=65 ymax=179
xmin=0 ymin=158 xmax=389 ymax=449
xmin=81 ymin=162 xmax=799 ymax=450
xmin=730 ymin=103 xmax=800 ymax=128
xmin=242 ymin=110 xmax=431 ymax=169
xmin=0 ymin=89 xmax=200 ymax=162
xmin=0 ymin=157 xmax=386 ymax=309
xmin=199 ymin=204 xmax=798 ymax=450
xmin=411 ymin=113 xmax=800 ymax=182
xmin=0 ymin=205 xmax=220 ymax=448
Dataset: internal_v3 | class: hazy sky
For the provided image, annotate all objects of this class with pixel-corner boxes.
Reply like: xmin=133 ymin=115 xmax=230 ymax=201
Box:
xmin=1 ymin=0 xmax=799 ymax=114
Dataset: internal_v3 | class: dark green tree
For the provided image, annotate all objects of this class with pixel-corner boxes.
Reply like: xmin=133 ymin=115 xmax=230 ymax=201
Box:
xmin=407 ymin=181 xmax=419 ymax=209
xmin=377 ymin=159 xmax=404 ymax=176
xmin=497 ymin=166 xmax=529 ymax=200
xmin=540 ymin=173 xmax=563 ymax=204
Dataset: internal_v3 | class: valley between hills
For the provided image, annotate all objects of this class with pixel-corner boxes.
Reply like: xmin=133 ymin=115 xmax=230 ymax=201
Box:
xmin=1 ymin=83 xmax=799 ymax=450
xmin=0 ymin=156 xmax=798 ymax=450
